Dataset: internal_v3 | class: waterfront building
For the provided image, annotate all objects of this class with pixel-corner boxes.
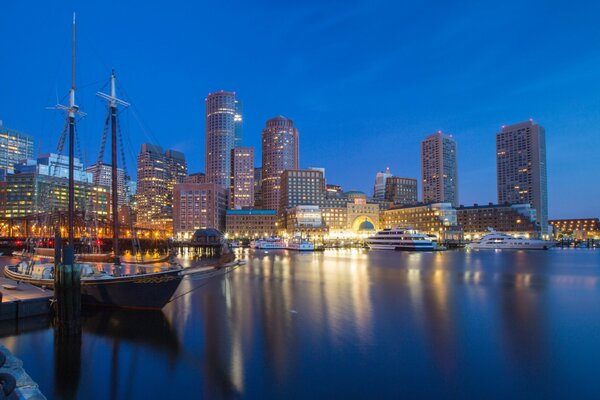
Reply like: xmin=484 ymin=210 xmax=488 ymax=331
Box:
xmin=347 ymin=200 xmax=379 ymax=234
xmin=456 ymin=203 xmax=539 ymax=239
xmin=381 ymin=202 xmax=460 ymax=240
xmin=253 ymin=167 xmax=263 ymax=209
xmin=230 ymin=147 xmax=254 ymax=209
xmin=261 ymin=116 xmax=299 ymax=212
xmin=284 ymin=205 xmax=327 ymax=237
xmin=421 ymin=132 xmax=458 ymax=207
xmin=497 ymin=120 xmax=548 ymax=234
xmin=136 ymin=144 xmax=187 ymax=231
xmin=206 ymin=91 xmax=237 ymax=189
xmin=225 ymin=209 xmax=277 ymax=238
xmin=549 ymin=218 xmax=600 ymax=240
xmin=278 ymin=169 xmax=325 ymax=228
xmin=173 ymin=182 xmax=228 ymax=240
xmin=234 ymin=99 xmax=243 ymax=148
xmin=385 ymin=176 xmax=418 ymax=206
xmin=0 ymin=121 xmax=35 ymax=177
xmin=373 ymin=167 xmax=392 ymax=199
xmin=86 ymin=163 xmax=126 ymax=205
xmin=322 ymin=190 xmax=351 ymax=232
xmin=184 ymin=172 xmax=206 ymax=184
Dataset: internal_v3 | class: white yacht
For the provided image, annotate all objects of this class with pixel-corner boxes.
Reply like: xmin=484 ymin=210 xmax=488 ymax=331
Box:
xmin=251 ymin=237 xmax=286 ymax=250
xmin=285 ymin=236 xmax=315 ymax=251
xmin=367 ymin=228 xmax=437 ymax=251
xmin=468 ymin=229 xmax=556 ymax=250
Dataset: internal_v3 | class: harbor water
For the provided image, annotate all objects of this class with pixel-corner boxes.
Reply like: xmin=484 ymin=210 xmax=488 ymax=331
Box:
xmin=1 ymin=248 xmax=600 ymax=399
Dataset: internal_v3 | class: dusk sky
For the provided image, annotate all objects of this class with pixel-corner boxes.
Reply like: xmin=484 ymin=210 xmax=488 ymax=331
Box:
xmin=1 ymin=0 xmax=599 ymax=218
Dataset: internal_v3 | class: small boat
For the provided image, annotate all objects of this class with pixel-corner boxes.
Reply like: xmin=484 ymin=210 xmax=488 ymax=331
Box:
xmin=250 ymin=237 xmax=286 ymax=250
xmin=367 ymin=227 xmax=437 ymax=251
xmin=285 ymin=236 xmax=315 ymax=251
xmin=467 ymin=228 xmax=556 ymax=250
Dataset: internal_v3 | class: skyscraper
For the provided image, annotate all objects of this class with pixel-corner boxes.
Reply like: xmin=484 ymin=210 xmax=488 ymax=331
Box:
xmin=496 ymin=120 xmax=548 ymax=234
xmin=234 ymin=99 xmax=243 ymax=148
xmin=230 ymin=147 xmax=254 ymax=209
xmin=205 ymin=91 xmax=236 ymax=190
xmin=0 ymin=120 xmax=35 ymax=177
xmin=421 ymin=131 xmax=458 ymax=207
xmin=86 ymin=163 xmax=126 ymax=205
xmin=136 ymin=144 xmax=187 ymax=231
xmin=261 ymin=116 xmax=299 ymax=212
xmin=373 ymin=167 xmax=392 ymax=199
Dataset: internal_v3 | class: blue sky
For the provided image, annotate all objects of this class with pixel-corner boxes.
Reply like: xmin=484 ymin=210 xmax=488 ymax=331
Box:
xmin=1 ymin=0 xmax=599 ymax=218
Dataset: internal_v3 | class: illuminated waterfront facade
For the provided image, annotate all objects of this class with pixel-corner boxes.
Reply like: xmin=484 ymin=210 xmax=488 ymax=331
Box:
xmin=549 ymin=218 xmax=600 ymax=239
xmin=497 ymin=120 xmax=548 ymax=234
xmin=230 ymin=147 xmax=254 ymax=209
xmin=261 ymin=116 xmax=299 ymax=212
xmin=225 ymin=209 xmax=277 ymax=238
xmin=421 ymin=132 xmax=458 ymax=207
xmin=136 ymin=144 xmax=187 ymax=231
xmin=284 ymin=205 xmax=327 ymax=237
xmin=206 ymin=91 xmax=237 ymax=190
xmin=173 ymin=182 xmax=228 ymax=239
xmin=0 ymin=121 xmax=35 ymax=176
xmin=456 ymin=203 xmax=539 ymax=239
xmin=384 ymin=176 xmax=418 ymax=206
xmin=381 ymin=202 xmax=459 ymax=240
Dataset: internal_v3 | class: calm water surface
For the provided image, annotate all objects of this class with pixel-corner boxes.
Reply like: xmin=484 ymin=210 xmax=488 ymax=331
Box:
xmin=2 ymin=248 xmax=600 ymax=399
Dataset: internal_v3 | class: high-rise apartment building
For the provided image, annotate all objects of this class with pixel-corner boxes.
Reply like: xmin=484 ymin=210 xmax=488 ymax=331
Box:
xmin=496 ymin=120 xmax=548 ymax=234
xmin=384 ymin=176 xmax=418 ymax=206
xmin=205 ymin=91 xmax=236 ymax=190
xmin=373 ymin=167 xmax=392 ymax=199
xmin=173 ymin=182 xmax=228 ymax=239
xmin=86 ymin=163 xmax=126 ymax=205
xmin=136 ymin=144 xmax=187 ymax=230
xmin=0 ymin=121 xmax=35 ymax=177
xmin=421 ymin=131 xmax=458 ymax=207
xmin=230 ymin=147 xmax=254 ymax=209
xmin=261 ymin=116 xmax=299 ymax=212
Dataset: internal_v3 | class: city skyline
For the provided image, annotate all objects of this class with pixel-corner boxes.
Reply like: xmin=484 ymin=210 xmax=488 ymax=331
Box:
xmin=1 ymin=1 xmax=600 ymax=218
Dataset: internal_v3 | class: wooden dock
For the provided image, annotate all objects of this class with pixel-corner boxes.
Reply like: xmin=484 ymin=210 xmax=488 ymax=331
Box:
xmin=0 ymin=277 xmax=52 ymax=322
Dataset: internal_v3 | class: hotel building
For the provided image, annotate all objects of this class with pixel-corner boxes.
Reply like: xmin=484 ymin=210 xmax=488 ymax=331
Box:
xmin=261 ymin=116 xmax=299 ymax=212
xmin=381 ymin=202 xmax=460 ymax=240
xmin=384 ymin=176 xmax=418 ymax=206
xmin=173 ymin=182 xmax=228 ymax=239
xmin=225 ymin=209 xmax=277 ymax=238
xmin=206 ymin=91 xmax=237 ymax=190
xmin=497 ymin=120 xmax=548 ymax=234
xmin=230 ymin=147 xmax=254 ymax=209
xmin=456 ymin=203 xmax=539 ymax=239
xmin=421 ymin=132 xmax=458 ymax=207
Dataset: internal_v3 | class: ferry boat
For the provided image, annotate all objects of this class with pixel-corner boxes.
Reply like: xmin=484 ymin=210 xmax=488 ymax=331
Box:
xmin=251 ymin=237 xmax=286 ymax=250
xmin=467 ymin=229 xmax=556 ymax=250
xmin=367 ymin=228 xmax=437 ymax=251
xmin=285 ymin=236 xmax=315 ymax=251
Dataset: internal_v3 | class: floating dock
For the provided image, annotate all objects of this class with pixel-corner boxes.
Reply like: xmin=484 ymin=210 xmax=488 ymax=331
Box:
xmin=0 ymin=278 xmax=52 ymax=322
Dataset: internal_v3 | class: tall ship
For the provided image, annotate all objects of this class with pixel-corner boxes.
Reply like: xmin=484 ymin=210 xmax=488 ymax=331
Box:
xmin=367 ymin=228 xmax=437 ymax=251
xmin=467 ymin=229 xmax=556 ymax=250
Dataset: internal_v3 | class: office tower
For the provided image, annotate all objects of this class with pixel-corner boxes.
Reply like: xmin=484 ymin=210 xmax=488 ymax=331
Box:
xmin=234 ymin=99 xmax=243 ymax=148
xmin=173 ymin=182 xmax=228 ymax=239
xmin=230 ymin=147 xmax=254 ymax=209
xmin=261 ymin=116 xmax=299 ymax=212
xmin=384 ymin=176 xmax=418 ymax=206
xmin=496 ymin=120 xmax=548 ymax=233
xmin=205 ymin=91 xmax=236 ymax=189
xmin=136 ymin=144 xmax=187 ymax=230
xmin=373 ymin=167 xmax=392 ymax=199
xmin=0 ymin=120 xmax=35 ymax=177
xmin=253 ymin=167 xmax=263 ymax=208
xmin=279 ymin=169 xmax=326 ymax=212
xmin=86 ymin=163 xmax=126 ymax=205
xmin=184 ymin=172 xmax=206 ymax=184
xmin=421 ymin=131 xmax=458 ymax=207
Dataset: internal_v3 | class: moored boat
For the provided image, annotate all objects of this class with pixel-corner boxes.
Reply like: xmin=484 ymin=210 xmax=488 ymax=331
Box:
xmin=367 ymin=227 xmax=437 ymax=251
xmin=251 ymin=237 xmax=286 ymax=250
xmin=285 ymin=236 xmax=315 ymax=251
xmin=467 ymin=229 xmax=556 ymax=250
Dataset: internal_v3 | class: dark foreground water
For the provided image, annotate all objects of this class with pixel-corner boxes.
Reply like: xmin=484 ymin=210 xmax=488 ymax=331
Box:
xmin=2 ymin=248 xmax=600 ymax=399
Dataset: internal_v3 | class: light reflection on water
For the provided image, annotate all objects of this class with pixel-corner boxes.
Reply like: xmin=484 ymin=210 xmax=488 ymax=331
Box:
xmin=1 ymin=248 xmax=600 ymax=399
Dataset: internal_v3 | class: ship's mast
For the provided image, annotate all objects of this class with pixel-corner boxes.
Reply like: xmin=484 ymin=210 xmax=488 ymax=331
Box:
xmin=97 ymin=71 xmax=129 ymax=264
xmin=68 ymin=12 xmax=76 ymax=246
